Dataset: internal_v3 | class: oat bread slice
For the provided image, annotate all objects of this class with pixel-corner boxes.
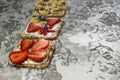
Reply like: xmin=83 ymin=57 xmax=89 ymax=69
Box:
xmin=20 ymin=17 xmax=64 ymax=40
xmin=8 ymin=39 xmax=55 ymax=69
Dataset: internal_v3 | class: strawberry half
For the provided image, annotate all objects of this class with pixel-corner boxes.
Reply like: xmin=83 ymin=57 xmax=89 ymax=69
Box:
xmin=28 ymin=49 xmax=48 ymax=62
xmin=47 ymin=30 xmax=55 ymax=32
xmin=28 ymin=54 xmax=45 ymax=62
xmin=38 ymin=27 xmax=44 ymax=34
xmin=31 ymin=38 xmax=49 ymax=52
xmin=9 ymin=50 xmax=29 ymax=65
xmin=20 ymin=39 xmax=35 ymax=50
xmin=43 ymin=29 xmax=48 ymax=36
xmin=38 ymin=28 xmax=48 ymax=36
xmin=46 ymin=18 xmax=61 ymax=29
xmin=32 ymin=49 xmax=47 ymax=55
xmin=27 ymin=23 xmax=40 ymax=32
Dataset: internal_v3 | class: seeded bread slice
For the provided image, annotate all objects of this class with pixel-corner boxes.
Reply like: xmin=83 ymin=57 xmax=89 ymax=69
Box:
xmin=20 ymin=17 xmax=64 ymax=40
xmin=8 ymin=39 xmax=55 ymax=69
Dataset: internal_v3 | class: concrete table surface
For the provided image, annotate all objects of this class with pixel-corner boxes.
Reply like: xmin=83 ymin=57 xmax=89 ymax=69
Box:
xmin=0 ymin=0 xmax=120 ymax=80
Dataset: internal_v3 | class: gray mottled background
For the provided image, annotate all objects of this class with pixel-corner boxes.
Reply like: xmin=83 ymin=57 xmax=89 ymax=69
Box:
xmin=1 ymin=0 xmax=120 ymax=80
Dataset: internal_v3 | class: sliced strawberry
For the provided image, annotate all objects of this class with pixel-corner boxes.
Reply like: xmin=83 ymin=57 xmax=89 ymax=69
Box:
xmin=9 ymin=50 xmax=29 ymax=65
xmin=27 ymin=23 xmax=40 ymax=32
xmin=46 ymin=18 xmax=61 ymax=27
xmin=38 ymin=28 xmax=48 ymax=36
xmin=32 ymin=49 xmax=47 ymax=55
xmin=28 ymin=49 xmax=48 ymax=62
xmin=43 ymin=29 xmax=48 ymax=36
xmin=31 ymin=38 xmax=49 ymax=52
xmin=38 ymin=27 xmax=43 ymax=34
xmin=28 ymin=53 xmax=47 ymax=62
xmin=47 ymin=30 xmax=55 ymax=32
xmin=20 ymin=39 xmax=35 ymax=50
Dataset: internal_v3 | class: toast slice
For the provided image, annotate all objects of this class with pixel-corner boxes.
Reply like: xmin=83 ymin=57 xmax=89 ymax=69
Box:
xmin=20 ymin=16 xmax=64 ymax=39
xmin=33 ymin=0 xmax=67 ymax=17
xmin=8 ymin=38 xmax=55 ymax=69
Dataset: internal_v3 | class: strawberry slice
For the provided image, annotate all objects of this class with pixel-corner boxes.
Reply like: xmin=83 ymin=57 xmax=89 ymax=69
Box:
xmin=20 ymin=39 xmax=35 ymax=50
xmin=38 ymin=28 xmax=48 ymax=36
xmin=32 ymin=49 xmax=47 ymax=55
xmin=27 ymin=23 xmax=40 ymax=32
xmin=28 ymin=49 xmax=48 ymax=62
xmin=43 ymin=29 xmax=48 ymax=36
xmin=9 ymin=50 xmax=29 ymax=65
xmin=38 ymin=27 xmax=43 ymax=34
xmin=28 ymin=54 xmax=45 ymax=62
xmin=47 ymin=30 xmax=55 ymax=32
xmin=46 ymin=18 xmax=61 ymax=28
xmin=38 ymin=27 xmax=48 ymax=36
xmin=31 ymin=38 xmax=49 ymax=52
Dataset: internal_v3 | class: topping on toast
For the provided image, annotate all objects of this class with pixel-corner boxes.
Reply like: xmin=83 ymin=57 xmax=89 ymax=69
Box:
xmin=28 ymin=49 xmax=48 ymax=62
xmin=31 ymin=38 xmax=49 ymax=52
xmin=9 ymin=50 xmax=29 ymax=65
xmin=27 ymin=23 xmax=40 ymax=32
xmin=20 ymin=39 xmax=35 ymax=50
xmin=46 ymin=18 xmax=61 ymax=28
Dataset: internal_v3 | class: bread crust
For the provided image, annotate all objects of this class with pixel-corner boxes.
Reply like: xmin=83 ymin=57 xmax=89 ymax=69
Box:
xmin=8 ymin=39 xmax=55 ymax=69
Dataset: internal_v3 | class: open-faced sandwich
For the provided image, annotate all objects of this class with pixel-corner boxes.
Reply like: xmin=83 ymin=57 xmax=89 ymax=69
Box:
xmin=21 ymin=16 xmax=63 ymax=39
xmin=8 ymin=38 xmax=55 ymax=68
xmin=32 ymin=0 xmax=67 ymax=17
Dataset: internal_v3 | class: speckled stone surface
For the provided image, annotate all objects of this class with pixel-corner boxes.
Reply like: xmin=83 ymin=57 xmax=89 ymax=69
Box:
xmin=1 ymin=0 xmax=120 ymax=80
